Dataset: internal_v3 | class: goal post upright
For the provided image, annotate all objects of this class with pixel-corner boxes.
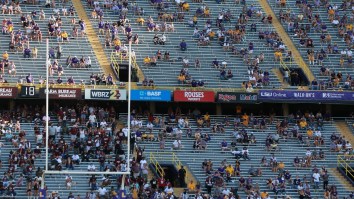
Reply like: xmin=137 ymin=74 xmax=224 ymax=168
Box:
xmin=41 ymin=41 xmax=133 ymax=192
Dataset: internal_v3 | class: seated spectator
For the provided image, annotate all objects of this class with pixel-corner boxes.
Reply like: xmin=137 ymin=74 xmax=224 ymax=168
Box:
xmin=180 ymin=40 xmax=187 ymax=51
xmin=220 ymin=69 xmax=227 ymax=80
xmin=143 ymin=56 xmax=151 ymax=66
xmin=172 ymin=139 xmax=182 ymax=150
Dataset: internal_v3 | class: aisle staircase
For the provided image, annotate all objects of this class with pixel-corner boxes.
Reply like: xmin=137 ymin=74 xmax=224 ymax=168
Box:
xmin=71 ymin=1 xmax=115 ymax=80
xmin=258 ymin=0 xmax=315 ymax=82
xmin=268 ymin=0 xmax=354 ymax=86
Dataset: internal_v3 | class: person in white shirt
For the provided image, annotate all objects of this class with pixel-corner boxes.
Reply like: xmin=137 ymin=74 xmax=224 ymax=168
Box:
xmin=314 ymin=130 xmax=321 ymax=137
xmin=341 ymin=49 xmax=347 ymax=56
xmin=222 ymin=187 xmax=230 ymax=195
xmin=88 ymin=163 xmax=96 ymax=171
xmin=347 ymin=50 xmax=353 ymax=57
xmin=164 ymin=185 xmax=174 ymax=194
xmin=182 ymin=57 xmax=189 ymax=67
xmin=85 ymin=56 xmax=92 ymax=67
xmin=88 ymin=113 xmax=96 ymax=125
xmin=178 ymin=118 xmax=185 ymax=128
xmin=131 ymin=50 xmax=136 ymax=60
xmin=305 ymin=149 xmax=312 ymax=157
xmin=122 ymin=127 xmax=129 ymax=137
xmin=221 ymin=60 xmax=227 ymax=68
xmin=332 ymin=19 xmax=339 ymax=26
xmin=312 ymin=171 xmax=320 ymax=189
xmin=140 ymin=157 xmax=147 ymax=166
xmin=72 ymin=154 xmax=80 ymax=164
xmin=160 ymin=34 xmax=166 ymax=45
xmin=100 ymin=120 xmax=107 ymax=128
xmin=98 ymin=186 xmax=107 ymax=197
xmin=146 ymin=122 xmax=154 ymax=131
xmin=172 ymin=139 xmax=182 ymax=150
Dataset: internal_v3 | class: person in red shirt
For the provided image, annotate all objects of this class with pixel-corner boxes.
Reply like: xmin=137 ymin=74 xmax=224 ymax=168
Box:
xmin=157 ymin=176 xmax=166 ymax=191
xmin=267 ymin=14 xmax=273 ymax=24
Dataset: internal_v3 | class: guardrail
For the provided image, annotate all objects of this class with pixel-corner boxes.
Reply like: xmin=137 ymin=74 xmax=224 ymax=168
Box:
xmin=149 ymin=152 xmax=196 ymax=183
xmin=337 ymin=155 xmax=354 ymax=180
xmin=149 ymin=152 xmax=165 ymax=178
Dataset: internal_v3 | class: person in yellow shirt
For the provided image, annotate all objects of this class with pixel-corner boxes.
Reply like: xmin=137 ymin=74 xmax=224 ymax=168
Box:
xmin=208 ymin=31 xmax=215 ymax=39
xmin=299 ymin=119 xmax=307 ymax=129
xmin=113 ymin=38 xmax=121 ymax=47
xmin=278 ymin=161 xmax=285 ymax=173
xmin=346 ymin=23 xmax=353 ymax=31
xmin=274 ymin=50 xmax=282 ymax=61
xmin=182 ymin=2 xmax=190 ymax=11
xmin=2 ymin=51 xmax=9 ymax=61
xmin=204 ymin=8 xmax=210 ymax=17
xmin=178 ymin=74 xmax=185 ymax=84
xmin=187 ymin=180 xmax=196 ymax=192
xmin=192 ymin=15 xmax=198 ymax=26
xmin=143 ymin=56 xmax=151 ymax=66
xmin=7 ymin=24 xmax=13 ymax=33
xmin=225 ymin=164 xmax=234 ymax=176
xmin=61 ymin=31 xmax=68 ymax=42
xmin=307 ymin=128 xmax=313 ymax=139
xmin=260 ymin=191 xmax=269 ymax=199
xmin=136 ymin=17 xmax=145 ymax=25
xmin=242 ymin=113 xmax=249 ymax=126
xmin=131 ymin=186 xmax=138 ymax=199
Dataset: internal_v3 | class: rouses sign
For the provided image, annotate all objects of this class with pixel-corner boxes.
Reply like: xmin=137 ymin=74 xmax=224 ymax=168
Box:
xmin=0 ymin=87 xmax=17 ymax=98
xmin=174 ymin=91 xmax=215 ymax=102
xmin=258 ymin=90 xmax=354 ymax=102
xmin=131 ymin=90 xmax=171 ymax=101
xmin=39 ymin=88 xmax=82 ymax=99
xmin=217 ymin=92 xmax=258 ymax=103
xmin=85 ymin=89 xmax=127 ymax=100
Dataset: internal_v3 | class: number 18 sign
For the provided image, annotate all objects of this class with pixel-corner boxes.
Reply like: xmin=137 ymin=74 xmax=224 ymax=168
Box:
xmin=20 ymin=85 xmax=38 ymax=98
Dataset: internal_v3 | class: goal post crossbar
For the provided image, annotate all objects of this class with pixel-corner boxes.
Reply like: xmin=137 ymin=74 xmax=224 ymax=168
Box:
xmin=43 ymin=170 xmax=130 ymax=175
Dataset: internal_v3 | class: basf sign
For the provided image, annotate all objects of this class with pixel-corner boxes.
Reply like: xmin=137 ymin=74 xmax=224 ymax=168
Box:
xmin=84 ymin=89 xmax=127 ymax=100
xmin=131 ymin=90 xmax=171 ymax=101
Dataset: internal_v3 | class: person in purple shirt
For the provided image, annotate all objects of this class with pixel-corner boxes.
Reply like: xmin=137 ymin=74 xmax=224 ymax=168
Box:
xmin=107 ymin=74 xmax=113 ymax=85
xmin=67 ymin=76 xmax=75 ymax=84
xmin=26 ymin=73 xmax=33 ymax=83
xmin=98 ymin=20 xmax=104 ymax=34
xmin=24 ymin=47 xmax=31 ymax=58
xmin=180 ymin=40 xmax=187 ymax=51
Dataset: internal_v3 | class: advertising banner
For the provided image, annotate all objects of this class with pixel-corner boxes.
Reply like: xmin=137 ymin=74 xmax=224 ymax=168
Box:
xmin=0 ymin=87 xmax=17 ymax=98
xmin=39 ymin=88 xmax=82 ymax=99
xmin=84 ymin=89 xmax=127 ymax=100
xmin=131 ymin=90 xmax=171 ymax=101
xmin=174 ymin=90 xmax=215 ymax=102
xmin=258 ymin=90 xmax=354 ymax=102
xmin=217 ymin=92 xmax=258 ymax=103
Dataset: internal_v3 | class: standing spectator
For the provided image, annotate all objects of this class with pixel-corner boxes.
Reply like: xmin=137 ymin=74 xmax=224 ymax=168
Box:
xmin=178 ymin=166 xmax=186 ymax=187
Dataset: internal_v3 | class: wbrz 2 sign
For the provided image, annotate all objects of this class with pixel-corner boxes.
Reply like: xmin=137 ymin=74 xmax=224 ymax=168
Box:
xmin=84 ymin=89 xmax=127 ymax=100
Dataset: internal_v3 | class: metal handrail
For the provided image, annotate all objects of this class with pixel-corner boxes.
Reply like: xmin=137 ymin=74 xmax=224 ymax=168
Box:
xmin=149 ymin=152 xmax=165 ymax=177
xmin=337 ymin=155 xmax=354 ymax=179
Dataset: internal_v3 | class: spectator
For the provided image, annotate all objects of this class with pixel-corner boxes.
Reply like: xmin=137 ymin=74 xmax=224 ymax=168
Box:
xmin=180 ymin=40 xmax=187 ymax=51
